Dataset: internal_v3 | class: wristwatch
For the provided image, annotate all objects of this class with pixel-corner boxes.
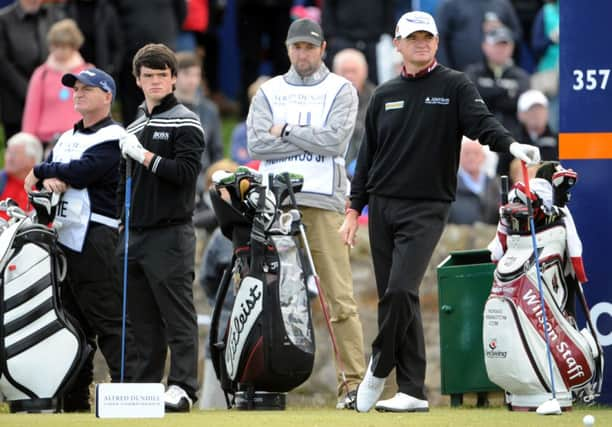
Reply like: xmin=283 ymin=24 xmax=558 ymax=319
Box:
xmin=282 ymin=124 xmax=292 ymax=139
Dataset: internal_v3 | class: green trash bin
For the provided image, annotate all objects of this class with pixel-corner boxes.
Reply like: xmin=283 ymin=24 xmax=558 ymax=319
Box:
xmin=437 ymin=249 xmax=501 ymax=407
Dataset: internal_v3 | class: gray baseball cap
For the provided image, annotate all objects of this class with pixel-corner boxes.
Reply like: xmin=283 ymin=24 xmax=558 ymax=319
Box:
xmin=286 ymin=19 xmax=324 ymax=47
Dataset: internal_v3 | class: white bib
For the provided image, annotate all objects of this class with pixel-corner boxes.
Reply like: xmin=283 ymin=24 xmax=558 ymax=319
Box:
xmin=51 ymin=125 xmax=124 ymax=252
xmin=259 ymin=74 xmax=348 ymax=195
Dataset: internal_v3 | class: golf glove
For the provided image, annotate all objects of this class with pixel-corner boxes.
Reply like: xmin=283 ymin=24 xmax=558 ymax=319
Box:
xmin=509 ymin=142 xmax=541 ymax=165
xmin=120 ymin=133 xmax=146 ymax=164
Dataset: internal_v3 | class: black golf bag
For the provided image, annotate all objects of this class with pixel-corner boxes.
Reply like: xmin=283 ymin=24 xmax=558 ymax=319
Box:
xmin=483 ymin=163 xmax=604 ymax=410
xmin=208 ymin=168 xmax=315 ymax=409
xmin=0 ymin=192 xmax=88 ymax=412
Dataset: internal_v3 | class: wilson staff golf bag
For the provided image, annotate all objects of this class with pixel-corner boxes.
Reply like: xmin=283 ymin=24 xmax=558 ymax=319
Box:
xmin=208 ymin=167 xmax=315 ymax=409
xmin=0 ymin=192 xmax=88 ymax=412
xmin=483 ymin=163 xmax=604 ymax=410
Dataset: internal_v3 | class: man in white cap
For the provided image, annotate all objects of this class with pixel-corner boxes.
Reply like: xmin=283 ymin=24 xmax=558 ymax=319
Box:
xmin=517 ymin=89 xmax=558 ymax=163
xmin=339 ymin=11 xmax=541 ymax=413
xmin=247 ymin=18 xmax=366 ymax=409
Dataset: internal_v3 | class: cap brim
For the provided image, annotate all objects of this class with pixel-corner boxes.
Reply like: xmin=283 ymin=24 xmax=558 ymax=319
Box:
xmin=61 ymin=73 xmax=79 ymax=88
xmin=396 ymin=29 xmax=437 ymax=38
xmin=286 ymin=36 xmax=322 ymax=46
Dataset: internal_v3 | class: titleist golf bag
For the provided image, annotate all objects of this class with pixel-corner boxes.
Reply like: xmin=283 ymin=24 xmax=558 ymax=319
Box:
xmin=0 ymin=192 xmax=88 ymax=412
xmin=483 ymin=163 xmax=604 ymax=410
xmin=208 ymin=167 xmax=315 ymax=409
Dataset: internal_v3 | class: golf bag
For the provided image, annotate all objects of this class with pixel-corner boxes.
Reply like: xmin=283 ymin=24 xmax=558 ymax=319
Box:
xmin=0 ymin=192 xmax=88 ymax=412
xmin=483 ymin=163 xmax=604 ymax=410
xmin=208 ymin=167 xmax=315 ymax=409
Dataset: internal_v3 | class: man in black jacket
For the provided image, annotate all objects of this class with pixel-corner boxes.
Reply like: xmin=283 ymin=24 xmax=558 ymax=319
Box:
xmin=465 ymin=26 xmax=530 ymax=139
xmin=119 ymin=43 xmax=204 ymax=412
xmin=339 ymin=11 xmax=540 ymax=413
xmin=0 ymin=0 xmax=64 ymax=140
xmin=64 ymin=0 xmax=124 ymax=79
xmin=111 ymin=0 xmax=186 ymax=124
xmin=322 ymin=0 xmax=396 ymax=85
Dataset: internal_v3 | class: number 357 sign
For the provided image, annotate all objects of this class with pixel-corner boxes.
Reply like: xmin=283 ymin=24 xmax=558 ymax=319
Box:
xmin=560 ymin=0 xmax=612 ymax=405
xmin=572 ymin=69 xmax=610 ymax=91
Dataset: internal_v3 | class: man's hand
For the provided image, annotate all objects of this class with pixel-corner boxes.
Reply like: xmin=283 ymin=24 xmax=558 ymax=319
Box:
xmin=510 ymin=142 xmax=541 ymax=165
xmin=339 ymin=208 xmax=359 ymax=248
xmin=120 ymin=133 xmax=147 ymax=164
xmin=42 ymin=178 xmax=68 ymax=193
xmin=269 ymin=124 xmax=284 ymax=137
xmin=24 ymin=169 xmax=39 ymax=193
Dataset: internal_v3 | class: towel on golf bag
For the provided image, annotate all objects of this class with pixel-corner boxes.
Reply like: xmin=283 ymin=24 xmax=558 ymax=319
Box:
xmin=0 ymin=197 xmax=88 ymax=412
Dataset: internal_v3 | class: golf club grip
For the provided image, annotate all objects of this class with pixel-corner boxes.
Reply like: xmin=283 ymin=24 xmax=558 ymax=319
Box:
xmin=500 ymin=175 xmax=509 ymax=204
xmin=521 ymin=161 xmax=535 ymax=217
xmin=520 ymin=161 xmax=531 ymax=195
xmin=283 ymin=172 xmax=299 ymax=208
xmin=125 ymin=157 xmax=132 ymax=179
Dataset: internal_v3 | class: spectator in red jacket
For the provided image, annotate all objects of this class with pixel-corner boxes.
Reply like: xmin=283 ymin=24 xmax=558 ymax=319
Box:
xmin=0 ymin=132 xmax=43 ymax=220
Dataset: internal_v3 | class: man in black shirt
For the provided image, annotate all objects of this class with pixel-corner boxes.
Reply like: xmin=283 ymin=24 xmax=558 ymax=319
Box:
xmin=119 ymin=43 xmax=204 ymax=412
xmin=339 ymin=11 xmax=540 ymax=413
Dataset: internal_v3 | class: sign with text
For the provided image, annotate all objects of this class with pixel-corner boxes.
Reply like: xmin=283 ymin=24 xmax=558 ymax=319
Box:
xmin=95 ymin=383 xmax=165 ymax=418
xmin=560 ymin=0 xmax=612 ymax=404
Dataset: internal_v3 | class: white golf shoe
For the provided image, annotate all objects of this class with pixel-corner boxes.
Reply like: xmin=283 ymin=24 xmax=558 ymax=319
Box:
xmin=164 ymin=385 xmax=193 ymax=412
xmin=375 ymin=392 xmax=429 ymax=412
xmin=355 ymin=358 xmax=386 ymax=412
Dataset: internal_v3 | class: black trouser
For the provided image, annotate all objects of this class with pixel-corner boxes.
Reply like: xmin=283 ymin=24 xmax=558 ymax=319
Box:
xmin=237 ymin=4 xmax=290 ymax=118
xmin=60 ymin=224 xmax=139 ymax=411
xmin=368 ymin=196 xmax=450 ymax=400
xmin=119 ymin=223 xmax=199 ymax=400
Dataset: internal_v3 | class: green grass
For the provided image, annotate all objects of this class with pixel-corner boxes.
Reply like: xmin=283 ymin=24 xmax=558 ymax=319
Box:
xmin=221 ymin=116 xmax=239 ymax=158
xmin=1 ymin=406 xmax=611 ymax=427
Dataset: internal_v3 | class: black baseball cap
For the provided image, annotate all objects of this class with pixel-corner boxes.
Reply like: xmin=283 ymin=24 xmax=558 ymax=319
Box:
xmin=286 ymin=18 xmax=324 ymax=47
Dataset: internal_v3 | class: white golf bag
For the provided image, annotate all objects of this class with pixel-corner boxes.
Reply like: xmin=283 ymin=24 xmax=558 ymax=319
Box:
xmin=483 ymin=163 xmax=603 ymax=410
xmin=0 ymin=193 xmax=88 ymax=412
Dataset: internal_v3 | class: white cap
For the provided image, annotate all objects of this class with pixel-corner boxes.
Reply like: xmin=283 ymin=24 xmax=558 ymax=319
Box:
xmin=395 ymin=11 xmax=438 ymax=39
xmin=517 ymin=89 xmax=549 ymax=112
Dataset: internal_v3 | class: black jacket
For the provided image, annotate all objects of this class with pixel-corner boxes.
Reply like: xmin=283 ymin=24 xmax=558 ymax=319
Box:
xmin=64 ymin=0 xmax=124 ymax=77
xmin=350 ymin=64 xmax=514 ymax=212
xmin=120 ymin=94 xmax=205 ymax=229
xmin=436 ymin=0 xmax=522 ymax=71
xmin=110 ymin=0 xmax=186 ymax=53
xmin=322 ymin=0 xmax=395 ymax=42
xmin=0 ymin=3 xmax=64 ymax=125
xmin=465 ymin=59 xmax=530 ymax=138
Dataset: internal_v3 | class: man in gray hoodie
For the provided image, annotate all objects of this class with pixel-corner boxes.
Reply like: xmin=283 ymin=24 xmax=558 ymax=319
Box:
xmin=246 ymin=18 xmax=365 ymax=409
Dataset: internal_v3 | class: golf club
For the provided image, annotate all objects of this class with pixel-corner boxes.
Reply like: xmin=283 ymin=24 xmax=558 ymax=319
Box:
xmin=521 ymin=161 xmax=561 ymax=415
xmin=281 ymin=172 xmax=351 ymax=398
xmin=120 ymin=158 xmax=132 ymax=383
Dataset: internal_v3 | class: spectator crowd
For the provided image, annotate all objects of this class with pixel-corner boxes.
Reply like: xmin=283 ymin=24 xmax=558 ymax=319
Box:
xmin=0 ymin=0 xmax=560 ymax=412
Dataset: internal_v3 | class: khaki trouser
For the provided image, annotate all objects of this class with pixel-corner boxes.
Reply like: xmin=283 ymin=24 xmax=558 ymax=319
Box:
xmin=300 ymin=207 xmax=366 ymax=396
